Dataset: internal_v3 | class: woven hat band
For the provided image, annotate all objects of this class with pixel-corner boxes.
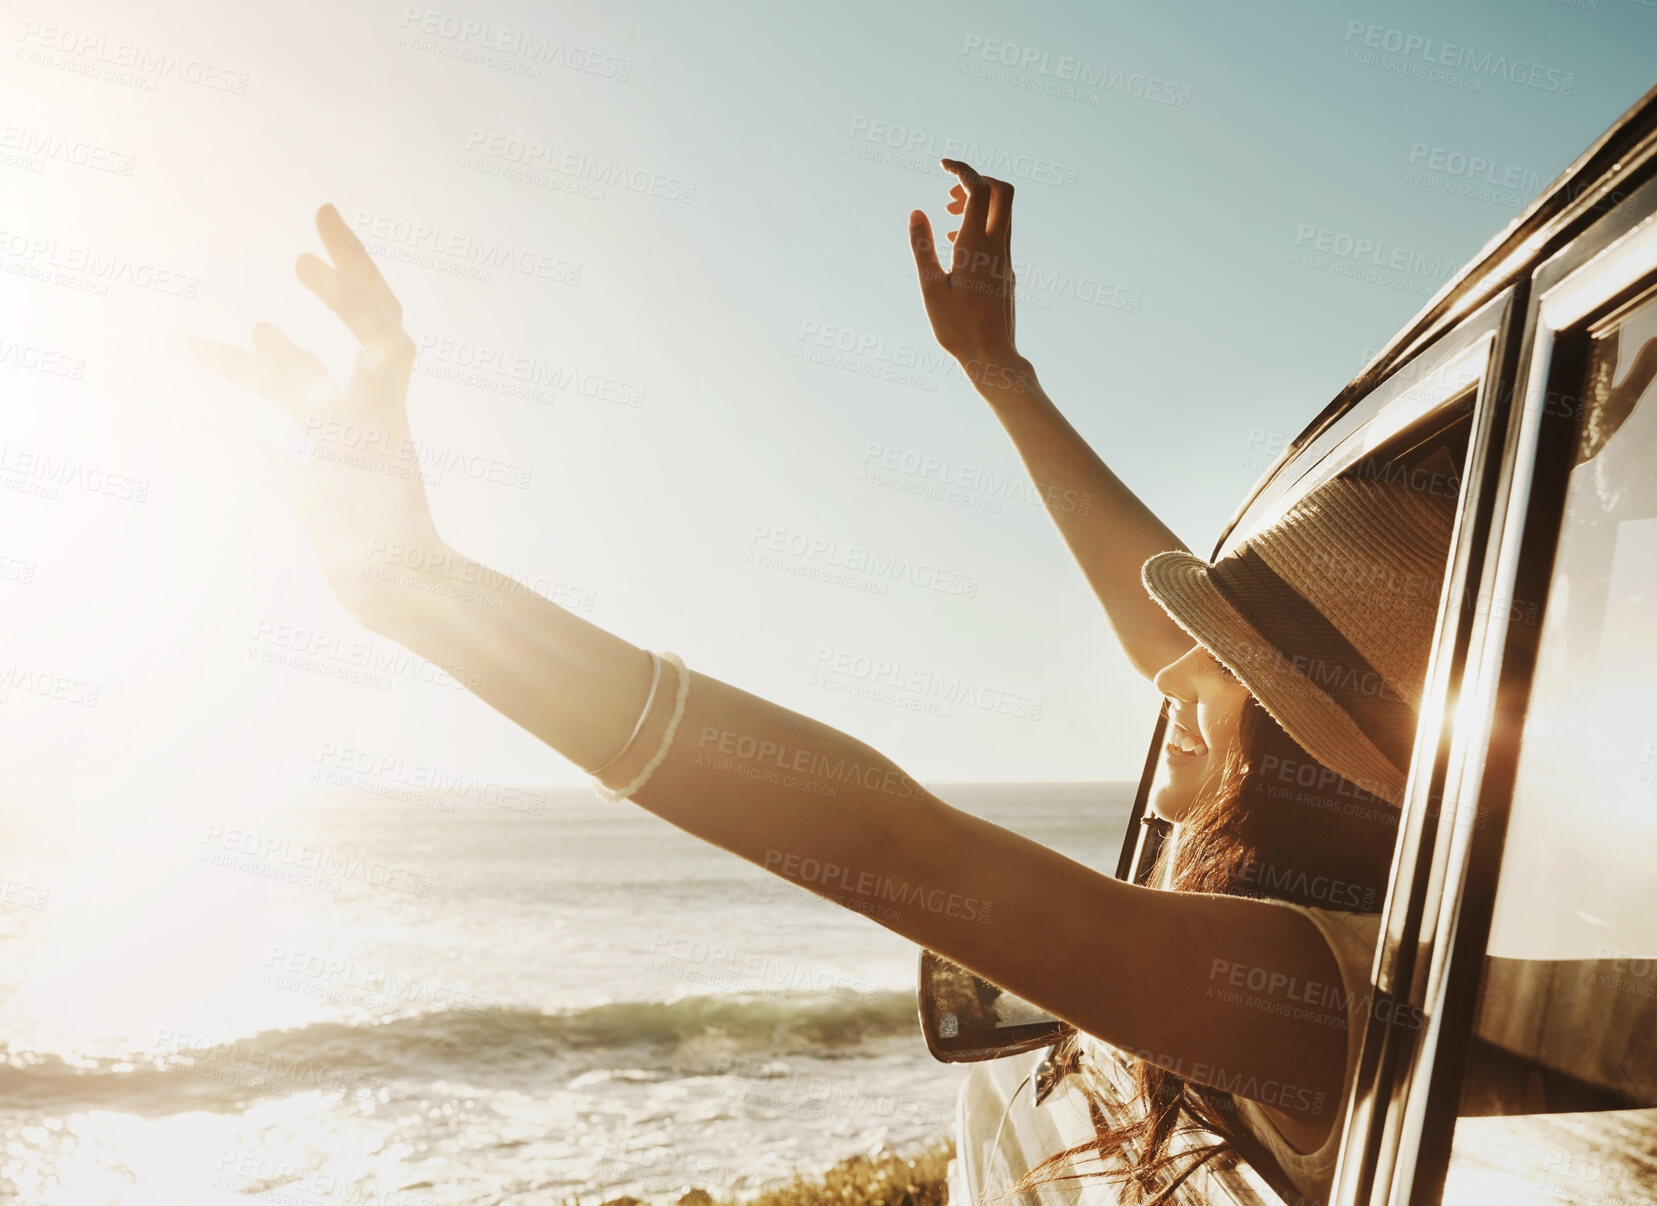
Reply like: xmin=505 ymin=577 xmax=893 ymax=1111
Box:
xmin=1250 ymin=478 xmax=1455 ymax=703
xmin=1209 ymin=546 xmax=1419 ymax=776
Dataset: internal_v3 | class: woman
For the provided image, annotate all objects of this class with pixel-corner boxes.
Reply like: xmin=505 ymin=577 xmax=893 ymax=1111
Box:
xmin=182 ymin=163 xmax=1452 ymax=1203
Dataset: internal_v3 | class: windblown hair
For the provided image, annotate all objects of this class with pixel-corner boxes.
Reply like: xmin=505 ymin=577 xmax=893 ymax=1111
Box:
xmin=998 ymin=696 xmax=1400 ymax=1206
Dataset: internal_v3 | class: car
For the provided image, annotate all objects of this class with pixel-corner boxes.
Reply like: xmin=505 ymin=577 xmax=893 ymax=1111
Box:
xmin=919 ymin=76 xmax=1657 ymax=1206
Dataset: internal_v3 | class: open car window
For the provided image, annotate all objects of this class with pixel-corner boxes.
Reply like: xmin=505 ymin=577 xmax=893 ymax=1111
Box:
xmin=1098 ymin=357 xmax=1486 ymax=1206
xmin=1219 ymin=326 xmax=1491 ymax=561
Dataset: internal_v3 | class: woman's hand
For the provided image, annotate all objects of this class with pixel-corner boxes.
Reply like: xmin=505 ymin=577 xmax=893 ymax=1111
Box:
xmin=909 ymin=159 xmax=1028 ymax=397
xmin=179 ymin=204 xmax=445 ymax=629
xmin=908 ymin=162 xmax=1194 ymax=678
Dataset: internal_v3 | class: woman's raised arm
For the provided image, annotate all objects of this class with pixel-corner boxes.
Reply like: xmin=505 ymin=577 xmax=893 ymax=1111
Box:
xmin=181 ymin=203 xmax=1349 ymax=1142
xmin=910 ymin=160 xmax=1193 ymax=681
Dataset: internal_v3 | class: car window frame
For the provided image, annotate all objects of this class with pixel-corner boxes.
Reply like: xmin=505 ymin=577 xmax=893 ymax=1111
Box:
xmin=1324 ymin=289 xmax=1525 ymax=1206
xmin=1349 ymin=158 xmax=1657 ymax=1206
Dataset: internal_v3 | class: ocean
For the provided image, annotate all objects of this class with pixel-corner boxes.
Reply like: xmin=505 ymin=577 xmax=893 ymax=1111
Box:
xmin=0 ymin=781 xmax=1135 ymax=1205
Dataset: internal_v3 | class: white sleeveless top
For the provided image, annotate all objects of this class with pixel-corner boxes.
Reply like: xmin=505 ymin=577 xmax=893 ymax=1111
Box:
xmin=1229 ymin=901 xmax=1384 ymax=1203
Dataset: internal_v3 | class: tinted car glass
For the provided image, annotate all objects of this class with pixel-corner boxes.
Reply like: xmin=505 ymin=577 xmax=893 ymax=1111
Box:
xmin=1444 ymin=285 xmax=1657 ymax=1201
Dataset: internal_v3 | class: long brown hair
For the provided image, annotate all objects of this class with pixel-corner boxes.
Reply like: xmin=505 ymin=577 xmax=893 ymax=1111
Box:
xmin=999 ymin=696 xmax=1400 ymax=1205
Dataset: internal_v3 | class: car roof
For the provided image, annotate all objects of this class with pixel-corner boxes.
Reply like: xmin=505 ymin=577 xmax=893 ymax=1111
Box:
xmin=1213 ymin=78 xmax=1657 ymax=558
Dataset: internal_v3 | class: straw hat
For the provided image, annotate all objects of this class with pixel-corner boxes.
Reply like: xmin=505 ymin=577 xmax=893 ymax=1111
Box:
xmin=1141 ymin=476 xmax=1457 ymax=806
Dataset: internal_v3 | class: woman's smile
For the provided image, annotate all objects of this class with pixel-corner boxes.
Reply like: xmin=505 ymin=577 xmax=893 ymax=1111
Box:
xmin=1149 ymin=646 xmax=1253 ymax=820
xmin=1165 ymin=716 xmax=1209 ymax=764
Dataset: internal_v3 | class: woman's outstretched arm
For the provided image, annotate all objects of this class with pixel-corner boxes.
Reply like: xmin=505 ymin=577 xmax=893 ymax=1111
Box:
xmin=376 ymin=553 xmax=1348 ymax=1143
xmin=910 ymin=160 xmax=1193 ymax=681
xmin=182 ymin=203 xmax=1349 ymax=1142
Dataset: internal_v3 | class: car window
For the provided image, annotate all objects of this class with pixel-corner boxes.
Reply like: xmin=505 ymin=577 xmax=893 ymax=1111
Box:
xmin=1124 ymin=396 xmax=1476 ymax=1203
xmin=1443 ymin=285 xmax=1657 ymax=1201
xmin=1218 ymin=307 xmax=1498 ymax=561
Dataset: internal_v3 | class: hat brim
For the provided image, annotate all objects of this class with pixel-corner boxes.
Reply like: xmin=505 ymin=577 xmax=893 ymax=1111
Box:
xmin=1142 ymin=550 xmax=1407 ymax=808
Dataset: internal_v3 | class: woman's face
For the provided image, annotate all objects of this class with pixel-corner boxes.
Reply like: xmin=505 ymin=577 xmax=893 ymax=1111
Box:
xmin=1148 ymin=644 xmax=1253 ymax=822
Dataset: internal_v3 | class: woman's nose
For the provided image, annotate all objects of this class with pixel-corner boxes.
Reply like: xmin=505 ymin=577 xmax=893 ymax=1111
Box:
xmin=1152 ymin=644 xmax=1204 ymax=703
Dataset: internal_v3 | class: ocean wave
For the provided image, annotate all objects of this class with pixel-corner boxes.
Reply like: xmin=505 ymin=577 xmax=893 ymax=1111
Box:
xmin=0 ymin=989 xmax=919 ymax=1114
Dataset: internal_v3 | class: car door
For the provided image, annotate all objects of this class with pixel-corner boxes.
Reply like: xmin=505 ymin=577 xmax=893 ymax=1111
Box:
xmin=1337 ymin=146 xmax=1657 ymax=1206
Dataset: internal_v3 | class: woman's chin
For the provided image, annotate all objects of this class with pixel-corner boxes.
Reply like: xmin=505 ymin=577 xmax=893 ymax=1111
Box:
xmin=1149 ymin=782 xmax=1197 ymax=823
xmin=1149 ymin=754 xmax=1210 ymax=822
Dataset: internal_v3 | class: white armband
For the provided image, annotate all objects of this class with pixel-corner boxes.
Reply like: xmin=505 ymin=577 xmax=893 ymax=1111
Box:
xmin=591 ymin=651 xmax=689 ymax=802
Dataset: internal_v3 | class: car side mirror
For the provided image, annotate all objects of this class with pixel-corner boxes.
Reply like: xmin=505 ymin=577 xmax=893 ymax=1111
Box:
xmin=915 ymin=948 xmax=1073 ymax=1062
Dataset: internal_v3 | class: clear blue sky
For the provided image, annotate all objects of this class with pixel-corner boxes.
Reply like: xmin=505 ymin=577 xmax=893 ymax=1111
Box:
xmin=2 ymin=0 xmax=1652 ymax=803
